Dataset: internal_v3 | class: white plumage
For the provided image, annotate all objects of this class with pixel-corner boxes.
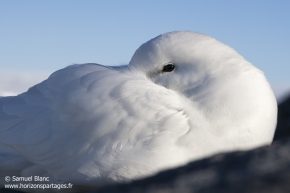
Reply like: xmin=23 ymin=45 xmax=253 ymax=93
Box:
xmin=0 ymin=31 xmax=277 ymax=192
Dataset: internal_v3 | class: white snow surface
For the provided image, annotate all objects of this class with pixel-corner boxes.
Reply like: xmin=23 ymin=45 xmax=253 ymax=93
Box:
xmin=0 ymin=31 xmax=277 ymax=192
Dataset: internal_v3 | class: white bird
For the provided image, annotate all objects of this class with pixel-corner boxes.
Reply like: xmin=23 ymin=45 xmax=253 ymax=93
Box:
xmin=0 ymin=31 xmax=277 ymax=192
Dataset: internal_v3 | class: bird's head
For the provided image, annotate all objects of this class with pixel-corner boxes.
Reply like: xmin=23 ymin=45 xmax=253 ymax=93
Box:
xmin=129 ymin=31 xmax=277 ymax=153
xmin=129 ymin=31 xmax=247 ymax=98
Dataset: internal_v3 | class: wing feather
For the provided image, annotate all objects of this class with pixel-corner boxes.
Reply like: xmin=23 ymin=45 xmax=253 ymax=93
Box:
xmin=0 ymin=63 xmax=190 ymax=186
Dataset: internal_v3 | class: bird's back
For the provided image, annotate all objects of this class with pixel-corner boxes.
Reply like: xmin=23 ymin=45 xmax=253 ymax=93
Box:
xmin=0 ymin=63 xmax=192 ymax=190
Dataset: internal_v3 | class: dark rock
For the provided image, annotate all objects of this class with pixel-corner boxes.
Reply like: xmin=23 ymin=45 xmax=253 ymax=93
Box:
xmin=0 ymin=189 xmax=24 ymax=193
xmin=274 ymin=95 xmax=290 ymax=141
xmin=89 ymin=138 xmax=290 ymax=193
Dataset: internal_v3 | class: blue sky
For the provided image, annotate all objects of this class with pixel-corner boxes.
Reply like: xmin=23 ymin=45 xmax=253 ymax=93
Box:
xmin=0 ymin=1 xmax=290 ymax=101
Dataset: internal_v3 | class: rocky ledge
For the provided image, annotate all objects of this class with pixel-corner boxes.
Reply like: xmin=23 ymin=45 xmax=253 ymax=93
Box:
xmin=92 ymin=138 xmax=290 ymax=193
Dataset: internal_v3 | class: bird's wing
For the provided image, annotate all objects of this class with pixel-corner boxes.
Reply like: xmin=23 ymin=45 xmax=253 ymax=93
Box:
xmin=0 ymin=64 xmax=190 ymax=185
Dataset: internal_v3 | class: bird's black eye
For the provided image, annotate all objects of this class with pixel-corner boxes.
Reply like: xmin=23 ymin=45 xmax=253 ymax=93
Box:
xmin=162 ymin=63 xmax=175 ymax=72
